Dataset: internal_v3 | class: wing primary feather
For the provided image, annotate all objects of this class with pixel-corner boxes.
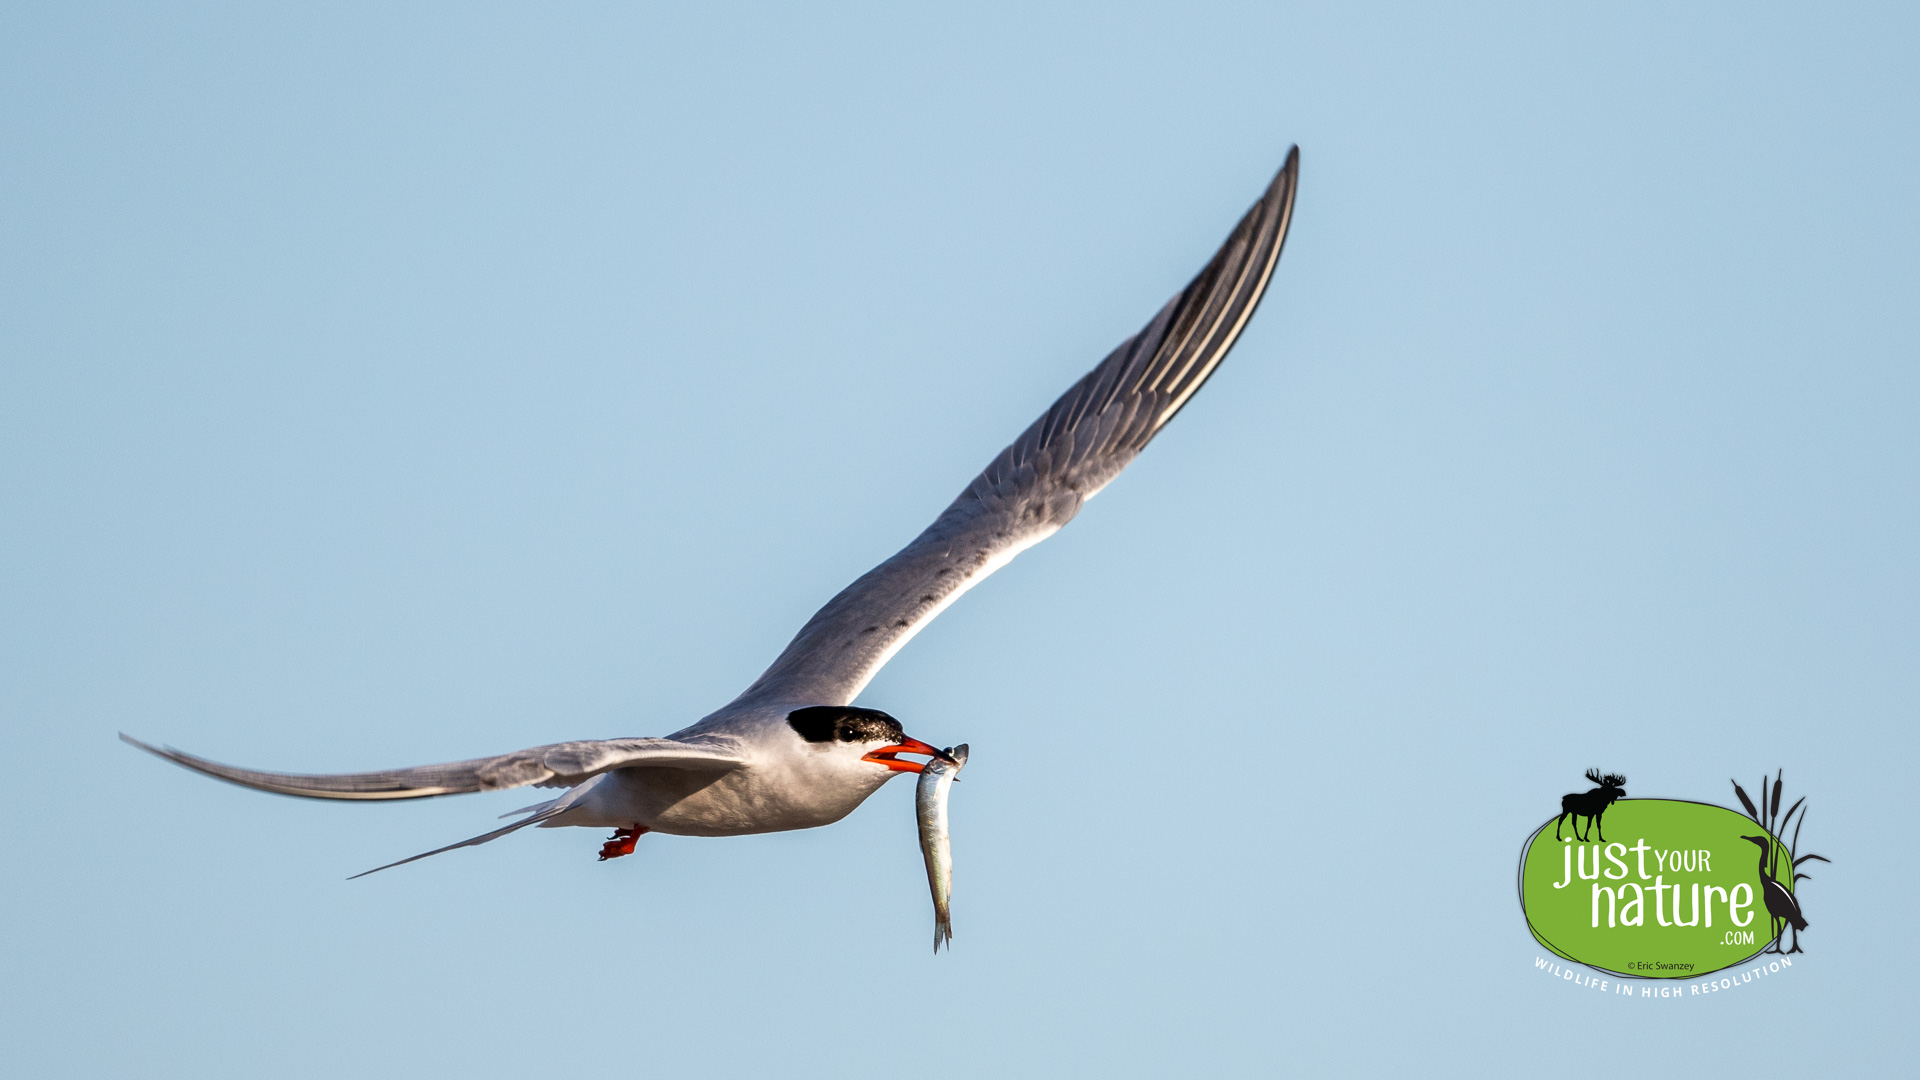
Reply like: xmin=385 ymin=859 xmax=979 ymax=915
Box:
xmin=119 ymin=733 xmax=479 ymax=800
xmin=726 ymin=146 xmax=1299 ymax=711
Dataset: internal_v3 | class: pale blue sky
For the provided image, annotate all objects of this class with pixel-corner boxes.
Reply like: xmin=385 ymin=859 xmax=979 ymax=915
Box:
xmin=3 ymin=4 xmax=1915 ymax=1076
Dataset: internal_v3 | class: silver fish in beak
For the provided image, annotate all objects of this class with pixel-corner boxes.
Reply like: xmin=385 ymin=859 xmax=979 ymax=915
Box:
xmin=915 ymin=743 xmax=967 ymax=953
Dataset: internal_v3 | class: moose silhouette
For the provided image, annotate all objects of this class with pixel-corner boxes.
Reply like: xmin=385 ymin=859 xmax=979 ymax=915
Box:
xmin=1554 ymin=769 xmax=1626 ymax=842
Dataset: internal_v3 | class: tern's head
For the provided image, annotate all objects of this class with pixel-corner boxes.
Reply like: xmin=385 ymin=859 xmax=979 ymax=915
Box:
xmin=786 ymin=705 xmax=954 ymax=775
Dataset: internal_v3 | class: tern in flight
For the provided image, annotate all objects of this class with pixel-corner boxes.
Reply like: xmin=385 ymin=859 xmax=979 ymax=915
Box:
xmin=125 ymin=146 xmax=1300 ymax=877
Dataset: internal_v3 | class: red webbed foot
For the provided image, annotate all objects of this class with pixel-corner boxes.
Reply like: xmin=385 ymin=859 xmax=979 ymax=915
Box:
xmin=597 ymin=825 xmax=648 ymax=861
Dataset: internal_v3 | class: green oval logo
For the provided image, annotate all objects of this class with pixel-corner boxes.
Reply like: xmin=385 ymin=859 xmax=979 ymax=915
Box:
xmin=1519 ymin=799 xmax=1794 ymax=978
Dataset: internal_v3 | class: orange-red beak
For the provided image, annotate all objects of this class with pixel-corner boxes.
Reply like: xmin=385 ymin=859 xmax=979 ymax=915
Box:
xmin=861 ymin=736 xmax=955 ymax=774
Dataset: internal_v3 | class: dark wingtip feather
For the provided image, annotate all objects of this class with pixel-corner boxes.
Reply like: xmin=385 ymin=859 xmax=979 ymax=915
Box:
xmin=1142 ymin=145 xmax=1301 ymax=435
xmin=119 ymin=731 xmax=473 ymax=801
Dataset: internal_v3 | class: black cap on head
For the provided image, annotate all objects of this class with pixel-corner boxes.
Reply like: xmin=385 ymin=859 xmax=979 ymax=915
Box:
xmin=787 ymin=705 xmax=905 ymax=745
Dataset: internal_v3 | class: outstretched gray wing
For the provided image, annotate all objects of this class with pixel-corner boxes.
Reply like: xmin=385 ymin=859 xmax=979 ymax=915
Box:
xmin=120 ymin=732 xmax=746 ymax=801
xmin=733 ymin=147 xmax=1299 ymax=709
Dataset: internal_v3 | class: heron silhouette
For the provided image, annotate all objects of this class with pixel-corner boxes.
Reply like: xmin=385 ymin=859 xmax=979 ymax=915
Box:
xmin=1740 ymin=834 xmax=1807 ymax=954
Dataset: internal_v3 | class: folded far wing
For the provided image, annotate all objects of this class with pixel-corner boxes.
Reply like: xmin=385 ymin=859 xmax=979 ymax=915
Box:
xmin=119 ymin=732 xmax=746 ymax=801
